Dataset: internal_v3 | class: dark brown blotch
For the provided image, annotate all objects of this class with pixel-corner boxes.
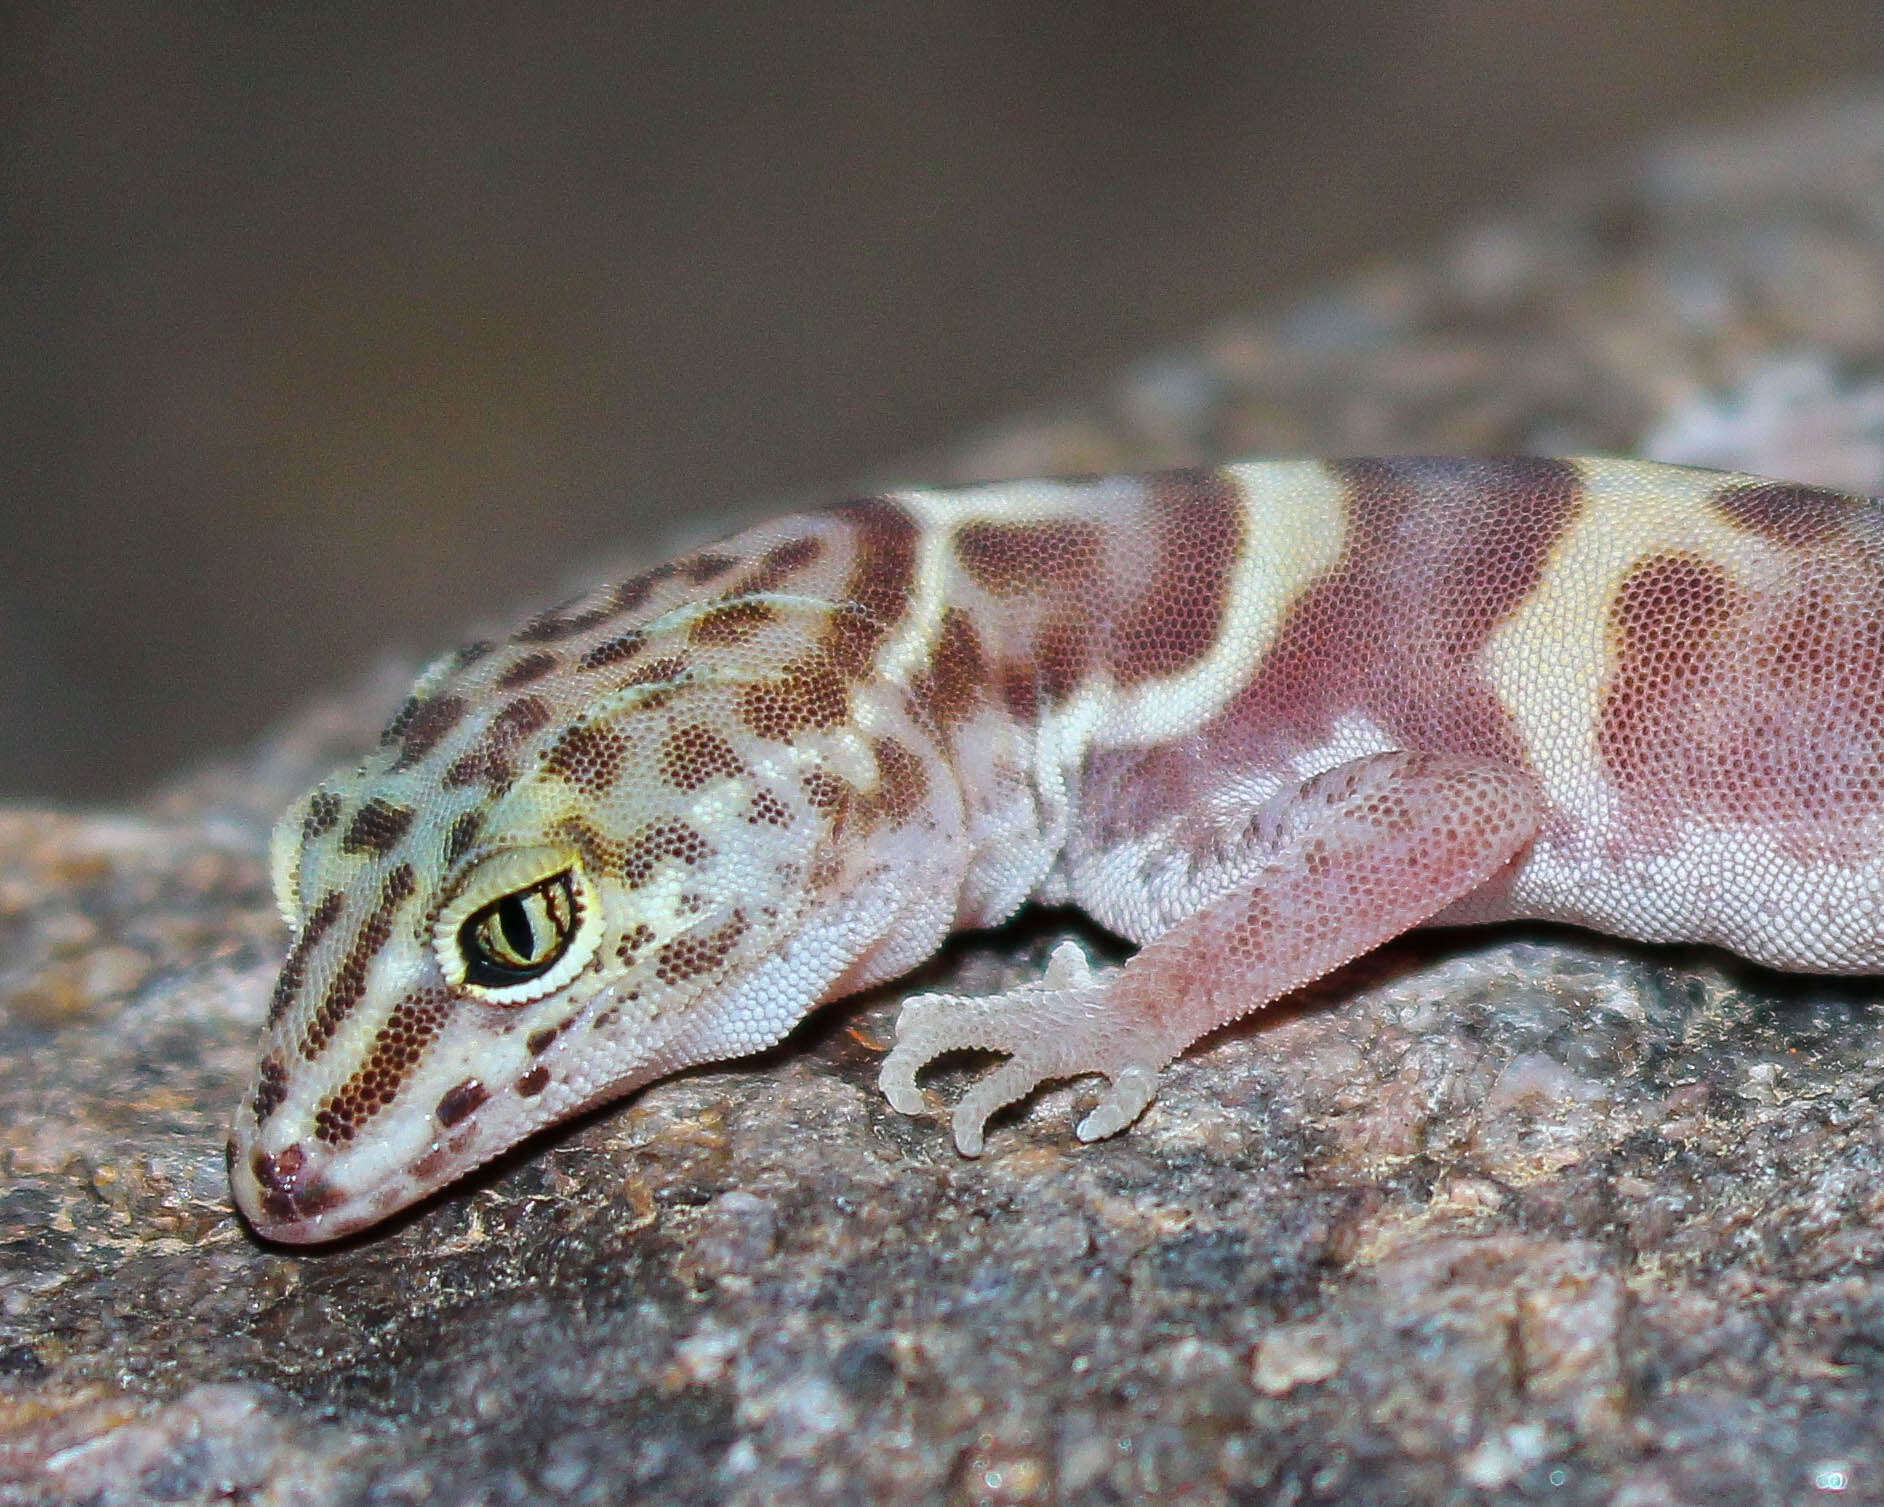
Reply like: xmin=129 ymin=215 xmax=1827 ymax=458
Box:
xmin=436 ymin=1078 xmax=490 ymax=1128
xmin=544 ymin=720 xmax=630 ymax=795
xmin=443 ymin=809 xmax=484 ymax=867
xmin=955 ymin=517 xmax=1105 ymax=598
xmin=250 ymin=1053 xmax=289 ymax=1125
xmin=1037 ymin=618 xmax=1094 ymax=703
xmin=301 ymin=790 xmax=343 ymax=844
xmin=389 ymin=695 xmax=470 ymax=768
xmin=516 ymin=1065 xmax=551 ymax=1098
xmin=911 ymin=608 xmax=989 ymax=732
xmin=342 ymin=797 xmax=416 ymax=856
xmin=1714 ymin=480 xmax=1862 ymax=549
xmin=1107 ymin=469 xmax=1244 ymax=684
xmin=497 ymin=651 xmax=560 ymax=689
xmin=299 ymin=864 xmax=417 ymax=1063
xmin=312 ymin=988 xmax=450 ymax=1146
xmin=659 ymin=723 xmax=747 ymax=791
xmin=868 ymin=738 xmax=928 ymax=825
xmin=267 ymin=890 xmax=345 ymax=1029
xmin=579 ymin=630 xmax=647 ymax=671
xmin=737 ymin=655 xmax=851 ymax=741
xmin=732 ymin=536 xmax=824 ymax=595
xmin=690 ymin=598 xmax=780 ymax=646
xmin=654 ymin=910 xmax=748 ymax=986
xmin=1596 ymin=552 xmax=1744 ymax=786
xmin=825 ymin=498 xmax=920 ymax=672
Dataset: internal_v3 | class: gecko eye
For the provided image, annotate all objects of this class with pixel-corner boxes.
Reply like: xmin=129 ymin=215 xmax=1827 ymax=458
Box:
xmin=437 ymin=846 xmax=603 ymax=1004
xmin=462 ymin=873 xmax=577 ymax=985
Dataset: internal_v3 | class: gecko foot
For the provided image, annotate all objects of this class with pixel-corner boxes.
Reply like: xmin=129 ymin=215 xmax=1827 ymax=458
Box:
xmin=878 ymin=941 xmax=1165 ymax=1155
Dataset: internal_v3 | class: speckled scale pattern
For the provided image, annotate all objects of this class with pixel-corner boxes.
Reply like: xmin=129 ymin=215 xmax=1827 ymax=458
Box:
xmin=230 ymin=458 xmax=1884 ymax=1241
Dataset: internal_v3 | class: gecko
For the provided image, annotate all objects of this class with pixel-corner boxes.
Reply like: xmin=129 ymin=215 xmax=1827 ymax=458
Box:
xmin=229 ymin=458 xmax=1884 ymax=1243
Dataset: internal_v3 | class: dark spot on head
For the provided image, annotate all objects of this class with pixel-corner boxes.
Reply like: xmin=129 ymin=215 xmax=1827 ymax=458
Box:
xmin=300 ymin=864 xmax=417 ymax=1062
xmin=912 ymin=608 xmax=988 ymax=732
xmin=489 ymin=696 xmax=554 ymax=749
xmin=1715 ymin=480 xmax=1862 ymax=548
xmin=342 ymin=797 xmax=415 ymax=856
xmin=614 ymin=819 xmax=713 ymax=887
xmin=624 ymin=655 xmax=689 ymax=690
xmin=444 ymin=749 xmax=512 ymax=790
xmin=683 ymin=552 xmax=738 ymax=584
xmin=516 ymin=1065 xmax=550 ymax=1097
xmin=690 ymin=598 xmax=780 ymax=646
xmin=380 ymin=696 xmax=422 ymax=748
xmin=737 ymin=655 xmax=851 ymax=741
xmin=313 ymin=988 xmax=451 ymax=1145
xmin=250 ymin=1053 xmax=289 ymax=1125
xmin=746 ymin=789 xmax=792 ymax=826
xmin=732 ymin=536 xmax=824 ymax=594
xmin=301 ymin=790 xmax=343 ymax=843
xmin=616 ymin=922 xmax=655 ymax=963
xmin=544 ymin=720 xmax=629 ymax=795
xmin=267 ymin=890 xmax=345 ymax=1028
xmin=802 ymin=769 xmax=854 ymax=819
xmin=868 ymin=738 xmax=928 ymax=825
xmin=444 ymin=809 xmax=484 ymax=867
xmin=388 ymin=695 xmax=470 ymax=768
xmin=515 ymin=591 xmax=622 ymax=644
xmin=436 ymin=1078 xmax=490 ymax=1128
xmin=608 ymin=562 xmax=680 ymax=619
xmin=580 ymin=630 xmax=647 ymax=671
xmin=654 ymin=910 xmax=748 ymax=986
xmin=453 ymin=640 xmax=496 ymax=670
xmin=527 ymin=1017 xmax=573 ymax=1055
xmin=659 ymin=724 xmax=747 ymax=791
xmin=497 ymin=651 xmax=560 ymax=689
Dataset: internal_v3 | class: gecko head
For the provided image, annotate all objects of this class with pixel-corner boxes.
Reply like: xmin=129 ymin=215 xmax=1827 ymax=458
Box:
xmin=229 ymin=598 xmax=914 ymax=1244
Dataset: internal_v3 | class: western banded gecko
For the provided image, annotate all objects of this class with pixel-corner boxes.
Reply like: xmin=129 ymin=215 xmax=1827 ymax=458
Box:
xmin=231 ymin=458 xmax=1884 ymax=1243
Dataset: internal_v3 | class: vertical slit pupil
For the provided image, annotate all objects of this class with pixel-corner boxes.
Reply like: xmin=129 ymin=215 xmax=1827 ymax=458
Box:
xmin=498 ymin=894 xmax=537 ymax=959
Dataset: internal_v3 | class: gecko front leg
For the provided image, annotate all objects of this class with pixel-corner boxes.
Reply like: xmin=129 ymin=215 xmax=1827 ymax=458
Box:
xmin=880 ymin=750 xmax=1542 ymax=1154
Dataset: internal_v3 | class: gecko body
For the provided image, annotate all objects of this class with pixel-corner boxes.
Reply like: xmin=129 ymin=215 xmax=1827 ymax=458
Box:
xmin=231 ymin=459 xmax=1884 ymax=1242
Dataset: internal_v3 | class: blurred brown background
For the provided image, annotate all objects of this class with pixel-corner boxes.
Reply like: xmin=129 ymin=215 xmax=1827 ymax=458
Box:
xmin=5 ymin=2 xmax=1883 ymax=800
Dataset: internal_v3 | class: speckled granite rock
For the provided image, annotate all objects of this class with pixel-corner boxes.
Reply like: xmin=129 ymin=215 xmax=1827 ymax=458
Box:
xmin=8 ymin=92 xmax=1884 ymax=1507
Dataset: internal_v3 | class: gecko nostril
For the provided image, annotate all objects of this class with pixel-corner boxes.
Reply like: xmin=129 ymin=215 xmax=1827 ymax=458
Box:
xmin=251 ymin=1143 xmax=305 ymax=1191
xmin=248 ymin=1143 xmax=343 ymax=1224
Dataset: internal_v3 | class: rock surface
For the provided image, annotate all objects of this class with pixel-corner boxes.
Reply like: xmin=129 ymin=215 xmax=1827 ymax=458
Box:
xmin=7 ymin=92 xmax=1884 ymax=1506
